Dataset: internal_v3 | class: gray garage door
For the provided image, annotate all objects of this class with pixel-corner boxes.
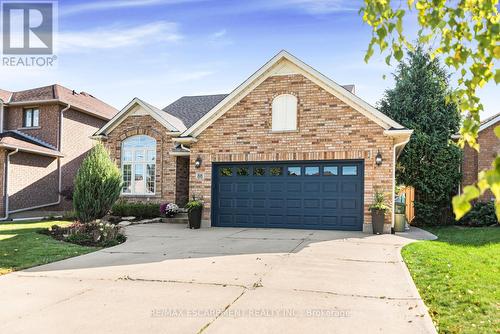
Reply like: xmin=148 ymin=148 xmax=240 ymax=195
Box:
xmin=212 ymin=160 xmax=364 ymax=230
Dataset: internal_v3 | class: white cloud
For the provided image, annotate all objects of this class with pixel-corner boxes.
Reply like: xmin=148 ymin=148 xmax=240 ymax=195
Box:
xmin=232 ymin=0 xmax=359 ymax=15
xmin=60 ymin=0 xmax=204 ymax=16
xmin=206 ymin=29 xmax=233 ymax=47
xmin=211 ymin=30 xmax=227 ymax=39
xmin=57 ymin=22 xmax=181 ymax=53
xmin=286 ymin=0 xmax=360 ymax=14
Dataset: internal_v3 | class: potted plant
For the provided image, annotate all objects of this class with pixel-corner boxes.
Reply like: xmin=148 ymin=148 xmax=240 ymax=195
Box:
xmin=369 ymin=189 xmax=389 ymax=234
xmin=185 ymin=197 xmax=203 ymax=229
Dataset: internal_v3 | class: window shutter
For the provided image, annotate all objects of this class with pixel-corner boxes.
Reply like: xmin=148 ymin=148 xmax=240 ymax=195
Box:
xmin=272 ymin=94 xmax=297 ymax=131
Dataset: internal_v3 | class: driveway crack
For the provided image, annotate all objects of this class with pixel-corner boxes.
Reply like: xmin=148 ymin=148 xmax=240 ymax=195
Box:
xmin=117 ymin=275 xmax=248 ymax=289
xmin=196 ymin=288 xmax=247 ymax=334
xmin=293 ymin=288 xmax=422 ymax=301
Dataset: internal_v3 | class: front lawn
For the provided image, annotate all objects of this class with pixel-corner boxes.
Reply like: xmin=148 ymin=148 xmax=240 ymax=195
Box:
xmin=0 ymin=221 xmax=97 ymax=275
xmin=402 ymin=226 xmax=500 ymax=333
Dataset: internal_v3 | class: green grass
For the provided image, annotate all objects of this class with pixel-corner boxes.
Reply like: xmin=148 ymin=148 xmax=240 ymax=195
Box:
xmin=402 ymin=226 xmax=500 ymax=334
xmin=0 ymin=220 xmax=97 ymax=275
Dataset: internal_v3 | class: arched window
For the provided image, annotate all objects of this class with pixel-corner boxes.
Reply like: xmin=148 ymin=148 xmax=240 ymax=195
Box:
xmin=121 ymin=135 xmax=156 ymax=195
xmin=272 ymin=94 xmax=297 ymax=131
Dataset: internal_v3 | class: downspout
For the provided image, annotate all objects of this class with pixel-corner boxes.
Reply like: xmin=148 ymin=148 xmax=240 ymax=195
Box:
xmin=7 ymin=104 xmax=70 ymax=215
xmin=1 ymin=148 xmax=19 ymax=220
xmin=392 ymin=137 xmax=411 ymax=229
xmin=0 ymin=98 xmax=4 ymax=133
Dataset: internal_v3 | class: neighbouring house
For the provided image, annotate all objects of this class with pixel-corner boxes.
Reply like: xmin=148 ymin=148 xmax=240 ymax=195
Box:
xmin=461 ymin=112 xmax=500 ymax=201
xmin=0 ymin=84 xmax=117 ymax=219
xmin=95 ymin=51 xmax=412 ymax=233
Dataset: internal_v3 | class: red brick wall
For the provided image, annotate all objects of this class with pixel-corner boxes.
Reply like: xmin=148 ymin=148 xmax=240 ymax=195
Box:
xmin=462 ymin=125 xmax=500 ymax=201
xmin=2 ymin=104 xmax=108 ymax=214
xmin=8 ymin=152 xmax=59 ymax=211
xmin=5 ymin=104 xmax=60 ymax=148
xmin=103 ymin=114 xmax=179 ymax=204
xmin=53 ymin=108 xmax=107 ymax=210
xmin=188 ymin=74 xmax=395 ymax=231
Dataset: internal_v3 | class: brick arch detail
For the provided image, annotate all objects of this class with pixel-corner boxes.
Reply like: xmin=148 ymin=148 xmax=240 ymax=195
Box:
xmin=112 ymin=126 xmax=168 ymax=201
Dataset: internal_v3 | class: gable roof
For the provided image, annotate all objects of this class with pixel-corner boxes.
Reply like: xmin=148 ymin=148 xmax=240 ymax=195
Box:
xmin=0 ymin=89 xmax=12 ymax=102
xmin=479 ymin=112 xmax=500 ymax=132
xmin=3 ymin=84 xmax=117 ymax=120
xmin=163 ymin=94 xmax=229 ymax=128
xmin=95 ymin=97 xmax=186 ymax=136
xmin=180 ymin=50 xmax=405 ymax=138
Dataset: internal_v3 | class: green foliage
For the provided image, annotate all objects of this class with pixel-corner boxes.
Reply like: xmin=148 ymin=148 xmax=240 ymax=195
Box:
xmin=360 ymin=0 xmax=500 ymax=220
xmin=369 ymin=189 xmax=390 ymax=212
xmin=185 ymin=199 xmax=203 ymax=212
xmin=379 ymin=48 xmax=462 ymax=225
xmin=402 ymin=226 xmax=500 ymax=333
xmin=111 ymin=201 xmax=161 ymax=219
xmin=73 ymin=143 xmax=122 ymax=223
xmin=457 ymin=202 xmax=497 ymax=227
xmin=0 ymin=221 xmax=95 ymax=275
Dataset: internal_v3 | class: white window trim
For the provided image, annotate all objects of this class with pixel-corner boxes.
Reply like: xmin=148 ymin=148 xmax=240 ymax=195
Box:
xmin=121 ymin=136 xmax=157 ymax=196
xmin=271 ymin=94 xmax=297 ymax=132
xmin=23 ymin=107 xmax=40 ymax=128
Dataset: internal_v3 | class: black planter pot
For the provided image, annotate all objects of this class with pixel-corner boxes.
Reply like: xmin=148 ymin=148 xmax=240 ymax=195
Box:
xmin=371 ymin=209 xmax=385 ymax=234
xmin=188 ymin=207 xmax=203 ymax=229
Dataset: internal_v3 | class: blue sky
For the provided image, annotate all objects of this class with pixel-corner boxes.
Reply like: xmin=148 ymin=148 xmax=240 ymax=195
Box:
xmin=1 ymin=0 xmax=497 ymax=118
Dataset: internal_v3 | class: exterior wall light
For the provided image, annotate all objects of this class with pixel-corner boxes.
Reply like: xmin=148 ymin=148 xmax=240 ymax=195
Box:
xmin=375 ymin=151 xmax=383 ymax=166
xmin=195 ymin=156 xmax=202 ymax=168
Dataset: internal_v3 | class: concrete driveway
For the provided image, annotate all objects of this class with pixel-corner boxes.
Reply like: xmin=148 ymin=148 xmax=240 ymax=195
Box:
xmin=0 ymin=224 xmax=437 ymax=334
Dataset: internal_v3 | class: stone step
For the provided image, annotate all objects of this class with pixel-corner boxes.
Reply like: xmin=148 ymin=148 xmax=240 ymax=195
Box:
xmin=174 ymin=212 xmax=188 ymax=218
xmin=162 ymin=217 xmax=188 ymax=224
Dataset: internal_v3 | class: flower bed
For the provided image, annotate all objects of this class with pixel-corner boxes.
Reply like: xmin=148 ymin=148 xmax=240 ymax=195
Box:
xmin=40 ymin=220 xmax=126 ymax=247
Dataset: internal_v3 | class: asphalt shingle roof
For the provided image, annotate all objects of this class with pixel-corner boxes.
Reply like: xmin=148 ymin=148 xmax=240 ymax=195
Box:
xmin=162 ymin=94 xmax=229 ymax=128
xmin=3 ymin=84 xmax=118 ymax=120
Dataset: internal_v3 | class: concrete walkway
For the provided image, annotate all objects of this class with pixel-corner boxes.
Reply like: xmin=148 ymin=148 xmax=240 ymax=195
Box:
xmin=0 ymin=224 xmax=437 ymax=334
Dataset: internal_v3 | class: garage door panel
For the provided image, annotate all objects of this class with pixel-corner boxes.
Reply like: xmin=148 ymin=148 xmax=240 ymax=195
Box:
xmin=253 ymin=182 xmax=267 ymax=192
xmin=252 ymin=199 xmax=266 ymax=208
xmin=304 ymin=199 xmax=321 ymax=209
xmin=287 ymin=182 xmax=302 ymax=192
xmin=341 ymin=198 xmax=357 ymax=209
xmin=270 ymin=183 xmax=284 ymax=192
xmin=213 ymin=161 xmax=363 ymax=231
xmin=322 ymin=199 xmax=337 ymax=209
xmin=303 ymin=182 xmax=321 ymax=192
xmin=269 ymin=199 xmax=285 ymax=209
xmin=322 ymin=183 xmax=339 ymax=192
xmin=286 ymin=199 xmax=302 ymax=209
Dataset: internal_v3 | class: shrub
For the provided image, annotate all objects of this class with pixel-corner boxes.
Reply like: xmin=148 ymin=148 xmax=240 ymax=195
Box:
xmin=62 ymin=210 xmax=77 ymax=221
xmin=457 ymin=202 xmax=497 ymax=227
xmin=111 ymin=201 xmax=160 ymax=219
xmin=73 ymin=143 xmax=122 ymax=223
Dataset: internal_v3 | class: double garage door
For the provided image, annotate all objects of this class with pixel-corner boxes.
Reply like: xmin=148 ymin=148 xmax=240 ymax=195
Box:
xmin=212 ymin=160 xmax=364 ymax=231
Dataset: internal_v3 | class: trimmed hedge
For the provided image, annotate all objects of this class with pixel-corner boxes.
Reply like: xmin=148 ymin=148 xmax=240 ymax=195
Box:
xmin=111 ymin=202 xmax=161 ymax=219
xmin=457 ymin=202 xmax=497 ymax=227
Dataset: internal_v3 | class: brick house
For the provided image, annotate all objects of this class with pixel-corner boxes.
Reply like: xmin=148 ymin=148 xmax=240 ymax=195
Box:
xmin=96 ymin=51 xmax=412 ymax=233
xmin=461 ymin=112 xmax=500 ymax=201
xmin=0 ymin=84 xmax=117 ymax=219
